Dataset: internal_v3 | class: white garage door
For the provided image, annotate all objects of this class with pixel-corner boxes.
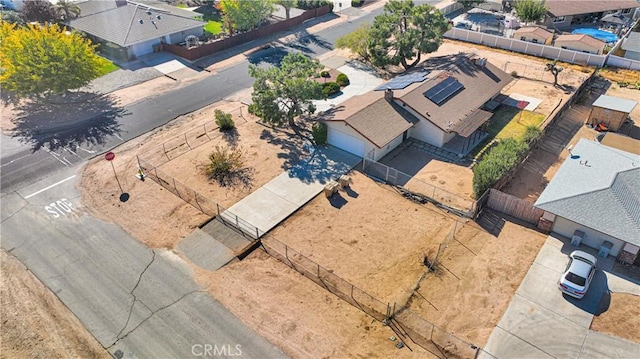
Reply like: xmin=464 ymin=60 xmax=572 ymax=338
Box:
xmin=328 ymin=128 xmax=365 ymax=157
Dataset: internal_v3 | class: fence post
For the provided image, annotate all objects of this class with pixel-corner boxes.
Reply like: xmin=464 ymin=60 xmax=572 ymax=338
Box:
xmin=194 ymin=189 xmax=203 ymax=212
xmin=154 ymin=167 xmax=158 ymax=179
xmin=162 ymin=142 xmax=170 ymax=161
xmin=255 ymin=227 xmax=259 ymax=240
xmin=173 ymin=178 xmax=178 ymax=195
xmin=185 ymin=133 xmax=192 ymax=149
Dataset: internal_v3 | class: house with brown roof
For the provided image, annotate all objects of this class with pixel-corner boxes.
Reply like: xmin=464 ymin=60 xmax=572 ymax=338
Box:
xmin=513 ymin=27 xmax=554 ymax=45
xmin=541 ymin=0 xmax=640 ymax=29
xmin=554 ymin=34 xmax=606 ymax=54
xmin=320 ymin=55 xmax=513 ymax=160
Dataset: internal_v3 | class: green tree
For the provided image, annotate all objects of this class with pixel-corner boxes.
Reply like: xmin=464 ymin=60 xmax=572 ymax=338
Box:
xmin=248 ymin=52 xmax=323 ymax=131
xmin=545 ymin=60 xmax=564 ymax=86
xmin=220 ymin=0 xmax=274 ymax=33
xmin=1 ymin=10 xmax=25 ymax=25
xmin=368 ymin=0 xmax=450 ymax=70
xmin=455 ymin=0 xmax=484 ymax=11
xmin=335 ymin=23 xmax=372 ymax=61
xmin=22 ymin=0 xmax=59 ymax=23
xmin=274 ymin=0 xmax=297 ymax=19
xmin=55 ymin=0 xmax=81 ymax=22
xmin=0 ymin=23 xmax=109 ymax=99
xmin=515 ymin=0 xmax=547 ymax=24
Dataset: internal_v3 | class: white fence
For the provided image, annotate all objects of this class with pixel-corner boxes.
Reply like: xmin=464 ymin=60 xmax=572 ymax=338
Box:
xmin=607 ymin=54 xmax=640 ymax=70
xmin=444 ymin=28 xmax=607 ymax=67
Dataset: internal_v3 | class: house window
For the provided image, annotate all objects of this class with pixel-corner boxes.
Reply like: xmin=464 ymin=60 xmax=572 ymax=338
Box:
xmin=532 ymin=38 xmax=538 ymax=43
xmin=520 ymin=36 xmax=526 ymax=41
xmin=622 ymin=8 xmax=632 ymax=14
xmin=561 ymin=46 xmax=567 ymax=49
xmin=553 ymin=16 xmax=565 ymax=23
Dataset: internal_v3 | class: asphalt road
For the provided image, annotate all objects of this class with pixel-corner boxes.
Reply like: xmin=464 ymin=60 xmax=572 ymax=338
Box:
xmin=0 ymin=7 xmax=382 ymax=358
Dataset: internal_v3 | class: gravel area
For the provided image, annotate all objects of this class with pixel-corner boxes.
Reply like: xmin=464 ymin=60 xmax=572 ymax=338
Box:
xmin=82 ymin=67 xmax=164 ymax=95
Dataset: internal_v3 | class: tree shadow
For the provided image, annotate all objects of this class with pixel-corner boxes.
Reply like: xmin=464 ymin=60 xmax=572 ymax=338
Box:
xmin=278 ymin=30 xmax=333 ymax=55
xmin=259 ymin=127 xmax=306 ymax=171
xmin=246 ymin=45 xmax=290 ymax=67
xmin=10 ymin=92 xmax=127 ymax=152
xmin=221 ymin=128 xmax=240 ymax=147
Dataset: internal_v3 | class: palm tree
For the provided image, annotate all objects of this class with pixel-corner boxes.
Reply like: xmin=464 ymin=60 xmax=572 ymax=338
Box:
xmin=56 ymin=0 xmax=81 ymax=22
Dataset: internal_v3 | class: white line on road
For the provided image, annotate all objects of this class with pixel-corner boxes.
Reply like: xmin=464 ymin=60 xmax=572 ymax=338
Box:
xmin=24 ymin=175 xmax=77 ymax=199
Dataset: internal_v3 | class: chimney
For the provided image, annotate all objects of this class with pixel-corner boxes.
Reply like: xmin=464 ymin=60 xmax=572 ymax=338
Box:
xmin=116 ymin=0 xmax=127 ymax=7
xmin=384 ymin=89 xmax=393 ymax=102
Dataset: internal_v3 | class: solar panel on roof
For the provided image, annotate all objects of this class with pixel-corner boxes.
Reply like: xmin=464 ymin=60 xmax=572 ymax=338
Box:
xmin=374 ymin=70 xmax=430 ymax=91
xmin=424 ymin=77 xmax=464 ymax=105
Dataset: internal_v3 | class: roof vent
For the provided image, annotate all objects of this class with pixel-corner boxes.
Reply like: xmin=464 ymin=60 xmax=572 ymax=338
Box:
xmin=474 ymin=58 xmax=487 ymax=67
xmin=156 ymin=15 xmax=162 ymax=20
xmin=138 ymin=19 xmax=143 ymax=24
xmin=146 ymin=10 xmax=152 ymax=15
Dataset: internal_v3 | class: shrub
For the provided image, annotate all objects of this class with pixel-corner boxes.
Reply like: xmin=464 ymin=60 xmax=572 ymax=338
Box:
xmin=204 ymin=146 xmax=254 ymax=188
xmin=312 ymin=122 xmax=327 ymax=145
xmin=320 ymin=70 xmax=330 ymax=78
xmin=322 ymin=82 xmax=340 ymax=97
xmin=336 ymin=73 xmax=350 ymax=86
xmin=351 ymin=0 xmax=364 ymax=7
xmin=511 ymin=71 xmax=518 ymax=77
xmin=522 ymin=125 xmax=542 ymax=144
xmin=214 ymin=109 xmax=235 ymax=131
xmin=472 ymin=138 xmax=529 ymax=198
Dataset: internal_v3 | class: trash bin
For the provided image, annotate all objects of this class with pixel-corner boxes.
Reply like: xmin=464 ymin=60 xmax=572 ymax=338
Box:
xmin=598 ymin=241 xmax=613 ymax=258
xmin=571 ymin=230 xmax=585 ymax=246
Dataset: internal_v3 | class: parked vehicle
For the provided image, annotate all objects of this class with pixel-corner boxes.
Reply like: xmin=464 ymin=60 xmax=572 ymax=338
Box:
xmin=558 ymin=250 xmax=597 ymax=299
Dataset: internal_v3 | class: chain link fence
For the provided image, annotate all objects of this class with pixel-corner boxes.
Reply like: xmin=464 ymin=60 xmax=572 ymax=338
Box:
xmin=362 ymin=158 xmax=476 ymax=217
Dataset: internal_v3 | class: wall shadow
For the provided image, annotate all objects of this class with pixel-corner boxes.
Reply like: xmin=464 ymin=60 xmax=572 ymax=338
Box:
xmin=10 ymin=92 xmax=127 ymax=152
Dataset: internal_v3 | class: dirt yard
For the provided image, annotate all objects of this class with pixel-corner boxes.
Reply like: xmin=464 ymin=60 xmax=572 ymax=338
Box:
xmin=591 ymin=292 xmax=640 ymax=343
xmin=0 ymin=251 xmax=109 ymax=359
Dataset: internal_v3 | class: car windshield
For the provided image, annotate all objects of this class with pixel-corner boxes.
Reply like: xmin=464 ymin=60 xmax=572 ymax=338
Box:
xmin=566 ymin=272 xmax=586 ymax=286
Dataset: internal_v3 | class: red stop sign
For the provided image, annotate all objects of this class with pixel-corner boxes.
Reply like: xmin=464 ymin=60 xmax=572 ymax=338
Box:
xmin=105 ymin=151 xmax=115 ymax=161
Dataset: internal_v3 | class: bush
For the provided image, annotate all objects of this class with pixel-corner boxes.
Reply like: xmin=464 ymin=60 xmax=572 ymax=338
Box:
xmin=336 ymin=73 xmax=350 ymax=86
xmin=322 ymin=82 xmax=340 ymax=97
xmin=472 ymin=138 xmax=529 ymax=198
xmin=522 ymin=125 xmax=542 ymax=144
xmin=511 ymin=71 xmax=518 ymax=77
xmin=297 ymin=0 xmax=333 ymax=10
xmin=351 ymin=0 xmax=364 ymax=7
xmin=204 ymin=146 xmax=254 ymax=188
xmin=214 ymin=109 xmax=235 ymax=131
xmin=312 ymin=122 xmax=327 ymax=145
xmin=320 ymin=70 xmax=330 ymax=78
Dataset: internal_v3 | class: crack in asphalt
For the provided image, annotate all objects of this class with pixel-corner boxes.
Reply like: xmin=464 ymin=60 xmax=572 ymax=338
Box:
xmin=107 ymin=289 xmax=205 ymax=350
xmin=113 ymin=250 xmax=156 ymax=341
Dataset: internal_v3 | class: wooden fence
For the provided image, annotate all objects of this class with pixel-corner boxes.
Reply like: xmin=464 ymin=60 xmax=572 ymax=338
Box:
xmin=486 ymin=189 xmax=543 ymax=225
xmin=164 ymin=5 xmax=332 ymax=61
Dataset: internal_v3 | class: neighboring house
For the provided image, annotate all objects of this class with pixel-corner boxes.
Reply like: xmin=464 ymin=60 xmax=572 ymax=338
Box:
xmin=0 ymin=0 xmax=24 ymax=11
xmin=621 ymin=32 xmax=640 ymax=61
xmin=321 ymin=56 xmax=513 ymax=159
xmin=513 ymin=27 xmax=554 ymax=45
xmin=534 ymin=138 xmax=640 ymax=260
xmin=541 ymin=0 xmax=640 ymax=29
xmin=69 ymin=0 xmax=204 ymax=61
xmin=554 ymin=34 xmax=605 ymax=54
xmin=587 ymin=94 xmax=638 ymax=131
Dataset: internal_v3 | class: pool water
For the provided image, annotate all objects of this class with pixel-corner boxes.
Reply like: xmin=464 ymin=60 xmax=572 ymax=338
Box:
xmin=571 ymin=28 xmax=618 ymax=43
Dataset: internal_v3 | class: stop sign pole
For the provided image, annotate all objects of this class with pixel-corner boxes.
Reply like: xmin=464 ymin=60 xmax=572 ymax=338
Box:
xmin=105 ymin=151 xmax=123 ymax=194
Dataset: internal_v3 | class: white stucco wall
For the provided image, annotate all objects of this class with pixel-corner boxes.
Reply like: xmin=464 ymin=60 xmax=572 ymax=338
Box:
xmin=373 ymin=133 xmax=404 ymax=161
xmin=555 ymin=40 xmax=604 ymax=55
xmin=325 ymin=122 xmax=405 ymax=161
xmin=168 ymin=27 xmax=204 ymax=44
xmin=396 ymin=102 xmax=446 ymax=147
xmin=130 ymin=40 xmax=158 ymax=58
xmin=552 ymin=216 xmax=625 ymax=257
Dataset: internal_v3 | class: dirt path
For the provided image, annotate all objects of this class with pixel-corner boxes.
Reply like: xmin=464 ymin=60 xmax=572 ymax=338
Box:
xmin=0 ymin=251 xmax=109 ymax=359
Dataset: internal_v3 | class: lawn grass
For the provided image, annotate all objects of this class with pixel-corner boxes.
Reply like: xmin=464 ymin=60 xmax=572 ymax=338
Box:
xmin=471 ymin=106 xmax=545 ymax=159
xmin=97 ymin=57 xmax=119 ymax=76
xmin=204 ymin=21 xmax=223 ymax=34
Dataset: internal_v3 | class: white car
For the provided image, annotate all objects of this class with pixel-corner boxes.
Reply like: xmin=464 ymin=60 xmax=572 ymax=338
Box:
xmin=558 ymin=250 xmax=597 ymax=299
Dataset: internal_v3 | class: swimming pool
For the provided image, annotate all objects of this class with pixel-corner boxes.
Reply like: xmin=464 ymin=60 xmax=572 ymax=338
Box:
xmin=571 ymin=28 xmax=618 ymax=43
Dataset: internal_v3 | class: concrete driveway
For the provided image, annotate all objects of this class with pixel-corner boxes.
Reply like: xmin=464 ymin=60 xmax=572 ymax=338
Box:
xmin=482 ymin=234 xmax=640 ymax=359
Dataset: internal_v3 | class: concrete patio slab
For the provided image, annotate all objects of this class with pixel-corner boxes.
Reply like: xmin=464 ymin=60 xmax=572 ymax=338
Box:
xmin=579 ymin=330 xmax=640 ymax=359
xmin=177 ymin=229 xmax=235 ymax=271
xmin=496 ymin=294 xmax=588 ymax=359
xmin=154 ymin=59 xmax=188 ymax=74
xmin=480 ymin=326 xmax=554 ymax=359
xmin=222 ymin=145 xmax=361 ymax=237
xmin=502 ymin=93 xmax=543 ymax=112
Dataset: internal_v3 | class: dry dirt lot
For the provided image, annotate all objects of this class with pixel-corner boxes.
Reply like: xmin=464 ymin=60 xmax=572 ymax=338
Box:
xmin=590 ymin=292 xmax=640 ymax=343
xmin=0 ymin=251 xmax=109 ymax=359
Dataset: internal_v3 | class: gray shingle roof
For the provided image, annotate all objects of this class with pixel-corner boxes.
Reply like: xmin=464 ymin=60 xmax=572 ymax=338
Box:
xmin=69 ymin=2 xmax=204 ymax=47
xmin=394 ymin=56 xmax=513 ymax=134
xmin=621 ymin=32 xmax=640 ymax=52
xmin=321 ymin=91 xmax=418 ymax=148
xmin=592 ymin=94 xmax=638 ymax=113
xmin=535 ymin=139 xmax=640 ymax=246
